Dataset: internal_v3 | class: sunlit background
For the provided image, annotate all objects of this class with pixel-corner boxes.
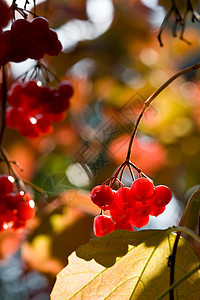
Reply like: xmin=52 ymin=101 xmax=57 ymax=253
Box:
xmin=1 ymin=0 xmax=200 ymax=298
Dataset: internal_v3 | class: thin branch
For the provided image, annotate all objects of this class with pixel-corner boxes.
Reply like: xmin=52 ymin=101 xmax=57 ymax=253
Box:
xmin=158 ymin=5 xmax=174 ymax=47
xmin=156 ymin=264 xmax=200 ymax=300
xmin=125 ymin=63 xmax=200 ymax=162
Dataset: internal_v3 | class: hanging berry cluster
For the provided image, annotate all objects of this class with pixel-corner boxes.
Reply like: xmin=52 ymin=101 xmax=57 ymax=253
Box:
xmin=6 ymin=79 xmax=73 ymax=138
xmin=90 ymin=162 xmax=173 ymax=237
xmin=0 ymin=0 xmax=74 ymax=233
xmin=0 ymin=174 xmax=35 ymax=231
xmin=0 ymin=0 xmax=74 ymax=139
xmin=0 ymin=12 xmax=62 ymax=65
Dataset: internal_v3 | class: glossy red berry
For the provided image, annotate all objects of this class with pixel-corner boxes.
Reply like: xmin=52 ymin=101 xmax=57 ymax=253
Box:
xmin=110 ymin=206 xmax=132 ymax=224
xmin=150 ymin=205 xmax=165 ymax=217
xmin=115 ymin=187 xmax=136 ymax=209
xmin=153 ymin=185 xmax=172 ymax=207
xmin=90 ymin=185 xmax=114 ymax=210
xmin=0 ymin=175 xmax=14 ymax=195
xmin=130 ymin=214 xmax=149 ymax=228
xmin=132 ymin=201 xmax=151 ymax=218
xmin=93 ymin=215 xmax=114 ymax=237
xmin=17 ymin=197 xmax=35 ymax=221
xmin=114 ymin=221 xmax=134 ymax=231
xmin=131 ymin=178 xmax=155 ymax=202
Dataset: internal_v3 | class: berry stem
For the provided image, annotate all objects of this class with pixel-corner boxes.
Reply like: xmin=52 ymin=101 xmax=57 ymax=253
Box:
xmin=125 ymin=63 xmax=200 ymax=162
xmin=0 ymin=145 xmax=25 ymax=191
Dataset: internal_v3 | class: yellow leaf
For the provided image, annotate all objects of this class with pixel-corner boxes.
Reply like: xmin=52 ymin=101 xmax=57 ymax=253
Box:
xmin=51 ymin=230 xmax=200 ymax=299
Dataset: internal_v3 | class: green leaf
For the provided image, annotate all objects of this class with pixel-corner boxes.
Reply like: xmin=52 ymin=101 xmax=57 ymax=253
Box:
xmin=51 ymin=229 xmax=200 ymax=299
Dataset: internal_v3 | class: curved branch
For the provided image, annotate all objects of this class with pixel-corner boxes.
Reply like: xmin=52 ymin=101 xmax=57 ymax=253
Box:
xmin=126 ymin=63 xmax=200 ymax=162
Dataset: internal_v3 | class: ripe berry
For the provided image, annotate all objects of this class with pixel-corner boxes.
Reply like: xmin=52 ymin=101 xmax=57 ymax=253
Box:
xmin=132 ymin=201 xmax=151 ymax=218
xmin=153 ymin=185 xmax=172 ymax=207
xmin=93 ymin=215 xmax=114 ymax=237
xmin=0 ymin=175 xmax=14 ymax=195
xmin=90 ymin=185 xmax=114 ymax=210
xmin=114 ymin=221 xmax=134 ymax=231
xmin=0 ymin=0 xmax=11 ymax=29
xmin=130 ymin=214 xmax=149 ymax=228
xmin=17 ymin=198 xmax=35 ymax=221
xmin=31 ymin=17 xmax=49 ymax=34
xmin=131 ymin=178 xmax=155 ymax=202
xmin=115 ymin=187 xmax=136 ymax=209
xmin=58 ymin=81 xmax=74 ymax=99
xmin=5 ymin=193 xmax=22 ymax=210
xmin=150 ymin=205 xmax=165 ymax=217
xmin=110 ymin=206 xmax=132 ymax=224
xmin=50 ymin=92 xmax=70 ymax=113
xmin=36 ymin=115 xmax=53 ymax=134
xmin=11 ymin=19 xmax=32 ymax=47
xmin=23 ymin=80 xmax=40 ymax=97
xmin=18 ymin=117 xmax=41 ymax=138
xmin=5 ymin=107 xmax=23 ymax=128
xmin=7 ymin=82 xmax=23 ymax=107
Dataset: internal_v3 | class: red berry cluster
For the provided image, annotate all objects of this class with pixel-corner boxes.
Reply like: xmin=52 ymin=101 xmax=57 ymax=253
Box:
xmin=91 ymin=178 xmax=172 ymax=237
xmin=0 ymin=0 xmax=11 ymax=30
xmin=6 ymin=80 xmax=73 ymax=138
xmin=0 ymin=174 xmax=35 ymax=231
xmin=0 ymin=17 xmax=62 ymax=65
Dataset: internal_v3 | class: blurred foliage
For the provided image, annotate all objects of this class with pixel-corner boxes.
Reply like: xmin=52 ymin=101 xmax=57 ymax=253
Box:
xmin=2 ymin=0 xmax=200 ymax=298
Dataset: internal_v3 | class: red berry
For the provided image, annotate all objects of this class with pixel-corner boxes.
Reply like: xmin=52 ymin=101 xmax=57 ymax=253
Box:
xmin=50 ymin=92 xmax=70 ymax=113
xmin=93 ymin=215 xmax=114 ymax=237
xmin=0 ymin=0 xmax=11 ymax=29
xmin=7 ymin=46 xmax=29 ymax=63
xmin=11 ymin=19 xmax=32 ymax=47
xmin=114 ymin=221 xmax=134 ymax=231
xmin=23 ymin=80 xmax=40 ymax=97
xmin=12 ymin=219 xmax=26 ymax=230
xmin=110 ymin=206 xmax=132 ymax=224
xmin=31 ymin=17 xmax=49 ymax=34
xmin=58 ymin=81 xmax=74 ymax=99
xmin=7 ymin=82 xmax=23 ymax=107
xmin=5 ymin=193 xmax=22 ymax=210
xmin=18 ymin=116 xmax=41 ymax=138
xmin=130 ymin=214 xmax=149 ymax=228
xmin=153 ymin=185 xmax=172 ymax=207
xmin=4 ymin=209 xmax=16 ymax=223
xmin=150 ymin=205 xmax=165 ymax=217
xmin=0 ymin=175 xmax=14 ymax=195
xmin=44 ymin=29 xmax=62 ymax=56
xmin=90 ymin=185 xmax=114 ymax=210
xmin=17 ymin=199 xmax=35 ymax=221
xmin=36 ymin=115 xmax=53 ymax=134
xmin=132 ymin=201 xmax=151 ymax=218
xmin=115 ymin=187 xmax=136 ymax=209
xmin=131 ymin=178 xmax=155 ymax=202
xmin=5 ymin=107 xmax=23 ymax=128
xmin=38 ymin=86 xmax=54 ymax=103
